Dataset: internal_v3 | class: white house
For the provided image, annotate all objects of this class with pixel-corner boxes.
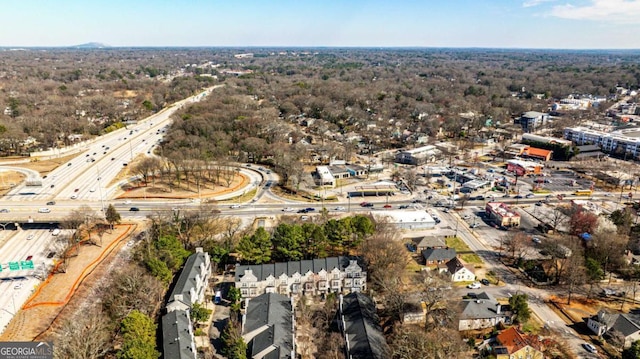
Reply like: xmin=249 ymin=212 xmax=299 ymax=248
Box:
xmin=441 ymin=257 xmax=475 ymax=282
xmin=587 ymin=310 xmax=640 ymax=348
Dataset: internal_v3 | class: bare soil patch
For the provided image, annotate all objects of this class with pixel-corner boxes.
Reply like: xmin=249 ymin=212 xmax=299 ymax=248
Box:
xmin=7 ymin=153 xmax=80 ymax=176
xmin=113 ymin=90 xmax=139 ymax=98
xmin=0 ymin=171 xmax=26 ymax=196
xmin=0 ymin=224 xmax=135 ymax=341
xmin=115 ymin=171 xmax=249 ymax=200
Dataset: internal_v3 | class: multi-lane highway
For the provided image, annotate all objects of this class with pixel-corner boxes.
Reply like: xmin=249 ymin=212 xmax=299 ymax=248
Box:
xmin=0 ymin=86 xmax=218 ymax=334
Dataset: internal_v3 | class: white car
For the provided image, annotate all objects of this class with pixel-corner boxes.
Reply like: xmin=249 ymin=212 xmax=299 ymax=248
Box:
xmin=14 ymin=283 xmax=22 ymax=290
xmin=532 ymin=237 xmax=541 ymax=244
xmin=604 ymin=193 xmax=614 ymax=197
xmin=334 ymin=206 xmax=346 ymax=211
xmin=467 ymin=282 xmax=482 ymax=289
xmin=89 ymin=188 xmax=96 ymax=192
xmin=70 ymin=194 xmax=78 ymax=200
xmin=38 ymin=208 xmax=51 ymax=213
xmin=27 ymin=234 xmax=35 ymax=240
xmin=282 ymin=207 xmax=295 ymax=212
xmin=582 ymin=343 xmax=597 ymax=354
xmin=230 ymin=204 xmax=241 ymax=209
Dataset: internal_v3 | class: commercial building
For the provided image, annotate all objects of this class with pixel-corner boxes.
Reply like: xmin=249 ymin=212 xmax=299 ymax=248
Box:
xmin=395 ymin=145 xmax=439 ymax=165
xmin=373 ymin=210 xmax=437 ymax=230
xmin=506 ymin=159 xmax=543 ymax=176
xmin=235 ymin=256 xmax=366 ymax=299
xmin=485 ymin=202 xmax=520 ymax=228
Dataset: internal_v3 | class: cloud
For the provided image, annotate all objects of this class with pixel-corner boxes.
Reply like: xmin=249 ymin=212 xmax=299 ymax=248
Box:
xmin=523 ymin=0 xmax=556 ymax=8
xmin=550 ymin=0 xmax=640 ymax=23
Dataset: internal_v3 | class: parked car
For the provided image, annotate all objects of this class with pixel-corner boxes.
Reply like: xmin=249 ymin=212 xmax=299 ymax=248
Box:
xmin=480 ymin=279 xmax=490 ymax=286
xmin=532 ymin=237 xmax=541 ymax=244
xmin=582 ymin=343 xmax=597 ymax=354
xmin=467 ymin=282 xmax=481 ymax=289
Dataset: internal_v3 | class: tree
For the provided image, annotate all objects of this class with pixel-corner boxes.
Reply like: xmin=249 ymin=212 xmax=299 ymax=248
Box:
xmin=236 ymin=227 xmax=272 ymax=264
xmin=622 ymin=339 xmax=640 ymax=359
xmin=105 ymin=204 xmax=121 ymax=231
xmin=228 ymin=286 xmax=242 ymax=313
xmin=568 ymin=208 xmax=598 ymax=236
xmin=220 ymin=317 xmax=247 ymax=359
xmin=53 ymin=307 xmax=111 ymax=359
xmin=585 ymin=257 xmax=604 ymax=298
xmin=388 ymin=324 xmax=463 ymax=359
xmin=191 ymin=302 xmax=212 ymax=324
xmin=509 ymin=293 xmax=531 ymax=324
xmin=117 ymin=310 xmax=160 ymax=359
xmin=503 ymin=231 xmax=529 ymax=265
xmin=271 ymin=223 xmax=305 ymax=261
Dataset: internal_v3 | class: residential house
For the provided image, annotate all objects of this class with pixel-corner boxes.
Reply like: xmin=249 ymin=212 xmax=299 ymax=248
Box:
xmin=161 ymin=248 xmax=211 ymax=359
xmin=235 ymin=257 xmax=366 ymax=299
xmin=587 ymin=309 xmax=640 ymax=347
xmin=422 ymin=247 xmax=457 ymax=266
xmin=162 ymin=309 xmax=197 ymax=359
xmin=415 ymin=235 xmax=447 ymax=252
xmin=486 ymin=202 xmax=521 ymax=228
xmin=458 ymin=292 xmax=511 ymax=331
xmin=338 ymin=293 xmax=389 ymax=359
xmin=442 ymin=257 xmax=475 ymax=282
xmin=242 ymin=293 xmax=295 ymax=359
xmin=166 ymin=247 xmax=212 ymax=312
xmin=495 ymin=327 xmax=545 ymax=359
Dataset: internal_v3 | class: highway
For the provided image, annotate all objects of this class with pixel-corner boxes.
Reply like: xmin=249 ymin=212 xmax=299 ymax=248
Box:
xmin=0 ymin=86 xmax=219 ymax=334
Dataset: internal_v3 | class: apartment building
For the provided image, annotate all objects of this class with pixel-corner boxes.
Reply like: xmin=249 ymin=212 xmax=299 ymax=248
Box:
xmin=564 ymin=126 xmax=640 ymax=158
xmin=235 ymin=256 xmax=366 ymax=299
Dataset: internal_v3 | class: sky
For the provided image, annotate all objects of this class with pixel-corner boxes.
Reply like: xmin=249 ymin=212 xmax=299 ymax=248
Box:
xmin=1 ymin=0 xmax=640 ymax=49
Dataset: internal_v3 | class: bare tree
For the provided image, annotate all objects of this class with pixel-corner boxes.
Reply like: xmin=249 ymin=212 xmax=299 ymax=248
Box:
xmin=52 ymin=307 xmax=112 ymax=359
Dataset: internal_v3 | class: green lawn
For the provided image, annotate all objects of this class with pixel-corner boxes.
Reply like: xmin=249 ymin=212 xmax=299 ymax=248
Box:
xmin=445 ymin=237 xmax=483 ymax=264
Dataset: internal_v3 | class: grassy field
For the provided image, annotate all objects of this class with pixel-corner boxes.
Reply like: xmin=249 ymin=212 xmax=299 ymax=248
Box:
xmin=445 ymin=237 xmax=483 ymax=264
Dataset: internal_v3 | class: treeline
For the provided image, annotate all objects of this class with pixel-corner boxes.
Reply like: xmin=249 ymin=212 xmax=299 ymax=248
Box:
xmin=236 ymin=215 xmax=375 ymax=264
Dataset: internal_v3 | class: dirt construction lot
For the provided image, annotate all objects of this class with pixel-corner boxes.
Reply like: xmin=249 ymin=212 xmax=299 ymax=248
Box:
xmin=0 ymin=224 xmax=135 ymax=341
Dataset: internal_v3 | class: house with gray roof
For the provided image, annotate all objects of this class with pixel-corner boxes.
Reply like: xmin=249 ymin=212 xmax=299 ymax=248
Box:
xmin=422 ymin=247 xmax=457 ymax=266
xmin=161 ymin=248 xmax=211 ymax=359
xmin=162 ymin=310 xmax=197 ymax=359
xmin=587 ymin=309 xmax=640 ymax=347
xmin=242 ymin=293 xmax=295 ymax=359
xmin=235 ymin=256 xmax=366 ymax=299
xmin=339 ymin=293 xmax=389 ymax=359
xmin=458 ymin=292 xmax=511 ymax=331
xmin=166 ymin=247 xmax=212 ymax=312
xmin=415 ymin=235 xmax=446 ymax=251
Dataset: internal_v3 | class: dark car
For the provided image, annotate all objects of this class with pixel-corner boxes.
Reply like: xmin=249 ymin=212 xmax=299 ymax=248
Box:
xmin=305 ymin=207 xmax=315 ymax=212
xmin=480 ymin=279 xmax=490 ymax=286
xmin=129 ymin=207 xmax=140 ymax=212
xmin=514 ymin=195 xmax=523 ymax=199
xmin=297 ymin=209 xmax=309 ymax=213
xmin=26 ymin=255 xmax=33 ymax=261
xmin=399 ymin=205 xmax=410 ymax=209
xmin=74 ymin=188 xmax=79 ymax=192
xmin=46 ymin=201 xmax=56 ymax=206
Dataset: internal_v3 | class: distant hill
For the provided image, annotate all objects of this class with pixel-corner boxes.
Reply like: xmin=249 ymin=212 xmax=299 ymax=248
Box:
xmin=73 ymin=42 xmax=110 ymax=49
